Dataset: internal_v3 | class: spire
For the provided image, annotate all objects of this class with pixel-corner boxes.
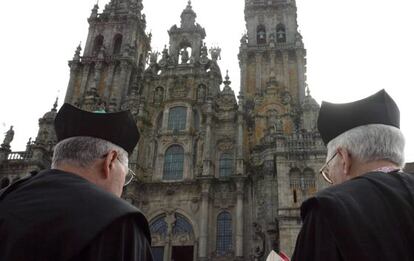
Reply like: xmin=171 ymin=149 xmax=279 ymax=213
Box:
xmin=52 ymin=97 xmax=58 ymax=112
xmin=223 ymin=70 xmax=231 ymax=87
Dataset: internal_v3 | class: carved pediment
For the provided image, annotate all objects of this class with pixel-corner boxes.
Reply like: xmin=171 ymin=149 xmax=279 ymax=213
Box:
xmin=217 ymin=137 xmax=234 ymax=151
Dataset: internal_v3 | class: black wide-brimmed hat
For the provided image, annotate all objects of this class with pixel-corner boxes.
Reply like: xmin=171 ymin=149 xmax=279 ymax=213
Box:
xmin=317 ymin=89 xmax=400 ymax=146
xmin=54 ymin=103 xmax=139 ymax=155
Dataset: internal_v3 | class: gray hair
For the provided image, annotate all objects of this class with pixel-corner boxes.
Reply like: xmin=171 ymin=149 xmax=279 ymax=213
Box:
xmin=327 ymin=124 xmax=405 ymax=167
xmin=51 ymin=136 xmax=128 ymax=169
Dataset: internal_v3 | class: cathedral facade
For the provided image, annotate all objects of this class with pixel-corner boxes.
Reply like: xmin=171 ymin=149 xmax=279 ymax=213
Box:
xmin=0 ymin=0 xmax=329 ymax=260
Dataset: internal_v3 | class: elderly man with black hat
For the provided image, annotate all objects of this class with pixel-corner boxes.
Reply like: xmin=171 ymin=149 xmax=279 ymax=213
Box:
xmin=292 ymin=90 xmax=414 ymax=261
xmin=0 ymin=104 xmax=153 ymax=261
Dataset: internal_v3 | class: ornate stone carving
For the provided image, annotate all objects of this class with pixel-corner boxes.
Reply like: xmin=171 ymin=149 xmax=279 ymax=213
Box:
xmin=252 ymin=222 xmax=266 ymax=261
xmin=217 ymin=138 xmax=234 ymax=152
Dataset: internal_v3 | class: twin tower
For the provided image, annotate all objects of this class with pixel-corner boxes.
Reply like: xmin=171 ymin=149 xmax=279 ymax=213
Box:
xmin=1 ymin=0 xmax=327 ymax=260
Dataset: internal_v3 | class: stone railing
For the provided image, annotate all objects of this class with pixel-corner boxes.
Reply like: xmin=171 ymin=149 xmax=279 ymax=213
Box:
xmin=7 ymin=151 xmax=33 ymax=161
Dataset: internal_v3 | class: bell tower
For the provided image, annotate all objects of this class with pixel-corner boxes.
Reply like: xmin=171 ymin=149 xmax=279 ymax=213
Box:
xmin=240 ymin=0 xmax=306 ymax=101
xmin=239 ymin=0 xmax=307 ymax=148
xmin=64 ymin=0 xmax=151 ymax=112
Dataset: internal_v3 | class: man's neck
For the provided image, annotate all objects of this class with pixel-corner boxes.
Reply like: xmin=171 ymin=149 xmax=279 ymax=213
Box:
xmin=352 ymin=160 xmax=399 ymax=178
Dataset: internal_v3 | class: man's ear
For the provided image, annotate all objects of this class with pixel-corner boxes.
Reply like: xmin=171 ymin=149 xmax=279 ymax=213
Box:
xmin=338 ymin=148 xmax=352 ymax=176
xmin=102 ymin=151 xmax=117 ymax=179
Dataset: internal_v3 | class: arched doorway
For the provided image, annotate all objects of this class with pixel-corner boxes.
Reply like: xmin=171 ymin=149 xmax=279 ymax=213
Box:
xmin=150 ymin=212 xmax=195 ymax=261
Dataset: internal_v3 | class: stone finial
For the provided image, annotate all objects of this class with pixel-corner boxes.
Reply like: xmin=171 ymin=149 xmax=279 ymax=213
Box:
xmin=223 ymin=70 xmax=231 ymax=87
xmin=52 ymin=97 xmax=58 ymax=112
xmin=306 ymin=85 xmax=310 ymax=96
xmin=73 ymin=43 xmax=82 ymax=61
xmin=90 ymin=4 xmax=99 ymax=19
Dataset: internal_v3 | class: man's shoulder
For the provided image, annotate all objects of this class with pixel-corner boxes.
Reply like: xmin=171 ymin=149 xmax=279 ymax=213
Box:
xmin=301 ymin=171 xmax=414 ymax=220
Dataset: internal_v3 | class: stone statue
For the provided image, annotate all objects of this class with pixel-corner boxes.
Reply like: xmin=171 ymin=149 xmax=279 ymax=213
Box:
xmin=209 ymin=47 xmax=221 ymax=61
xmin=240 ymin=34 xmax=248 ymax=45
xmin=252 ymin=222 xmax=265 ymax=261
xmin=181 ymin=48 xmax=189 ymax=64
xmin=149 ymin=51 xmax=159 ymax=65
xmin=2 ymin=126 xmax=14 ymax=147
xmin=154 ymin=87 xmax=164 ymax=104
xmin=275 ymin=118 xmax=283 ymax=134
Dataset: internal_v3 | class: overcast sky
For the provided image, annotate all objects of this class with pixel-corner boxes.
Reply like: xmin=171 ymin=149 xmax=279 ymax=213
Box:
xmin=1 ymin=0 xmax=413 ymax=162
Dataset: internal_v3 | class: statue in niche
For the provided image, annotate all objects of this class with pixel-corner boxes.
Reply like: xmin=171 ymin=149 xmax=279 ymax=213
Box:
xmin=252 ymin=222 xmax=265 ymax=261
xmin=197 ymin=85 xmax=206 ymax=102
xmin=2 ymin=126 xmax=14 ymax=148
xmin=277 ymin=29 xmax=286 ymax=43
xmin=154 ymin=87 xmax=164 ymax=104
xmin=267 ymin=110 xmax=278 ymax=132
xmin=275 ymin=118 xmax=283 ymax=134
xmin=181 ymin=48 xmax=189 ymax=64
xmin=200 ymin=43 xmax=209 ymax=64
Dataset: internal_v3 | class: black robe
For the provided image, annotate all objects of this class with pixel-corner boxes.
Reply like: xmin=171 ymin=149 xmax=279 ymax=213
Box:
xmin=0 ymin=169 xmax=153 ymax=261
xmin=292 ymin=171 xmax=414 ymax=261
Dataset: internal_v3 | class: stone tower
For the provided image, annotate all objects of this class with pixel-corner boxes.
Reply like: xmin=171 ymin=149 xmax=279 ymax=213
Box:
xmin=239 ymin=0 xmax=327 ymax=257
xmin=64 ymin=0 xmax=151 ymax=112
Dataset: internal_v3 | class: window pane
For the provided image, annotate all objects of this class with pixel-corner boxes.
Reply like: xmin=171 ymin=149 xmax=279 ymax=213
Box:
xmin=219 ymin=153 xmax=234 ymax=177
xmin=150 ymin=216 xmax=168 ymax=237
xmin=163 ymin=145 xmax=184 ymax=180
xmin=216 ymin=211 xmax=232 ymax=255
xmin=173 ymin=213 xmax=193 ymax=235
xmin=168 ymin=107 xmax=187 ymax=130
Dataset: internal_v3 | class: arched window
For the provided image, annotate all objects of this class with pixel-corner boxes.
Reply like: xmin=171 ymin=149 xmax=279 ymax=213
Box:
xmin=179 ymin=47 xmax=192 ymax=64
xmin=92 ymin=35 xmax=104 ymax=55
xmin=168 ymin=106 xmax=187 ymax=131
xmin=112 ymin=34 xmax=123 ymax=55
xmin=150 ymin=215 xmax=168 ymax=237
xmin=173 ymin=213 xmax=193 ymax=235
xmin=276 ymin=23 xmax=286 ymax=43
xmin=257 ymin=25 xmax=267 ymax=45
xmin=163 ymin=145 xmax=184 ymax=180
xmin=302 ymin=168 xmax=316 ymax=190
xmin=289 ymin=167 xmax=301 ymax=189
xmin=219 ymin=153 xmax=234 ymax=177
xmin=216 ymin=211 xmax=232 ymax=255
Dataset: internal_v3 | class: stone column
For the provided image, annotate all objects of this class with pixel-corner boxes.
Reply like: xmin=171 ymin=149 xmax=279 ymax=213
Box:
xmin=104 ymin=63 xmax=116 ymax=100
xmin=235 ymin=179 xmax=244 ymax=259
xmin=199 ymin=181 xmax=211 ymax=260
xmin=79 ymin=65 xmax=91 ymax=101
xmin=94 ymin=61 xmax=103 ymax=90
xmin=239 ymin=53 xmax=248 ymax=95
xmin=64 ymin=62 xmax=80 ymax=103
xmin=255 ymin=53 xmax=262 ymax=95
xmin=202 ymin=99 xmax=213 ymax=176
xmin=282 ymin=52 xmax=290 ymax=89
xmin=236 ymin=95 xmax=244 ymax=175
xmin=296 ymin=49 xmax=306 ymax=103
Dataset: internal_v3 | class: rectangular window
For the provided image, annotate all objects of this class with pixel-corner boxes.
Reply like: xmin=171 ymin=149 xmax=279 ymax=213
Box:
xmin=168 ymin=107 xmax=187 ymax=130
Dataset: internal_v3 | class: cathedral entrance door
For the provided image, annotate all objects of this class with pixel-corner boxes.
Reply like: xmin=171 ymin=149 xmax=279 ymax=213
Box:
xmin=171 ymin=245 xmax=193 ymax=261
